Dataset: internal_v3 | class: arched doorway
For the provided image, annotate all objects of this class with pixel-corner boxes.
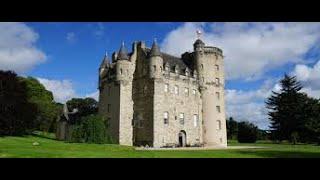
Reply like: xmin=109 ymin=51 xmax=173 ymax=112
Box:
xmin=178 ymin=130 xmax=187 ymax=147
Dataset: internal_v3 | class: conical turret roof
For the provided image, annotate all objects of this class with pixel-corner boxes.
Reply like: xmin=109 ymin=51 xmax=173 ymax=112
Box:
xmin=117 ymin=42 xmax=129 ymax=60
xmin=149 ymin=39 xmax=162 ymax=57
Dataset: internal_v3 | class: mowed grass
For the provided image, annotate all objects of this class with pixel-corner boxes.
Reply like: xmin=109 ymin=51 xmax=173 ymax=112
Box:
xmin=0 ymin=135 xmax=319 ymax=158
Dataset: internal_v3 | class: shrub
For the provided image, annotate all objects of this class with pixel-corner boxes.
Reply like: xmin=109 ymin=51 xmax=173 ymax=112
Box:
xmin=70 ymin=115 xmax=112 ymax=144
xmin=237 ymin=121 xmax=258 ymax=143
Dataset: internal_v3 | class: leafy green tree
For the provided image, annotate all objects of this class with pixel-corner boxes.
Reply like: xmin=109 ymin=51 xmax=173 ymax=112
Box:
xmin=226 ymin=117 xmax=238 ymax=140
xmin=66 ymin=97 xmax=98 ymax=124
xmin=266 ymin=74 xmax=305 ymax=142
xmin=0 ymin=70 xmax=37 ymax=136
xmin=71 ymin=115 xmax=111 ymax=144
xmin=19 ymin=77 xmax=60 ymax=132
xmin=237 ymin=121 xmax=258 ymax=143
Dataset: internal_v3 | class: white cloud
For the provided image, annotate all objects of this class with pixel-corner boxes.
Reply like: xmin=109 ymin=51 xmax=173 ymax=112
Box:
xmin=66 ymin=32 xmax=76 ymax=43
xmin=292 ymin=60 xmax=320 ymax=98
xmin=37 ymin=78 xmax=77 ymax=103
xmin=0 ymin=22 xmax=47 ymax=73
xmin=85 ymin=90 xmax=99 ymax=101
xmin=162 ymin=22 xmax=320 ymax=81
xmin=225 ymin=79 xmax=280 ymax=129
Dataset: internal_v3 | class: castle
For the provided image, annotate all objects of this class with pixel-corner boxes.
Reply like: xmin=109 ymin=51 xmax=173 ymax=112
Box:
xmin=98 ymin=37 xmax=227 ymax=148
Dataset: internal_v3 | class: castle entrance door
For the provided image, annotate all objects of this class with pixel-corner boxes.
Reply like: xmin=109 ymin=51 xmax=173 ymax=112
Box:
xmin=178 ymin=130 xmax=186 ymax=147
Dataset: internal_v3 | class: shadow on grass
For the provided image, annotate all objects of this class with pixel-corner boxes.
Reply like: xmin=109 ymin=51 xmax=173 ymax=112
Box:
xmin=235 ymin=149 xmax=320 ymax=158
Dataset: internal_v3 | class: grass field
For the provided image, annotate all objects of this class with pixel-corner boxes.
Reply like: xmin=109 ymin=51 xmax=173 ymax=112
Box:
xmin=0 ymin=133 xmax=319 ymax=158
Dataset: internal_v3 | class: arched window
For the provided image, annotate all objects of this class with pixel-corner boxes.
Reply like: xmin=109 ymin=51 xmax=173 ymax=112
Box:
xmin=201 ymin=64 xmax=204 ymax=70
xmin=120 ymin=69 xmax=123 ymax=75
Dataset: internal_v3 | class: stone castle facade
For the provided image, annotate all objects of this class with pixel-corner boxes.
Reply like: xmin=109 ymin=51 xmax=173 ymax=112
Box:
xmin=98 ymin=38 xmax=227 ymax=148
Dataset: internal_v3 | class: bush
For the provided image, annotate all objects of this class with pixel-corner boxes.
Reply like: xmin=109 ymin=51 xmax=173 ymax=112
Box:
xmin=70 ymin=115 xmax=112 ymax=144
xmin=237 ymin=121 xmax=258 ymax=143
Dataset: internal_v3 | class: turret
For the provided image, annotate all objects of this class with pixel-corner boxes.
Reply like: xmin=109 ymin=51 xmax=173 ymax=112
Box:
xmin=148 ymin=39 xmax=163 ymax=79
xmin=116 ymin=42 xmax=131 ymax=82
xmin=193 ymin=37 xmax=227 ymax=147
xmin=99 ymin=52 xmax=110 ymax=88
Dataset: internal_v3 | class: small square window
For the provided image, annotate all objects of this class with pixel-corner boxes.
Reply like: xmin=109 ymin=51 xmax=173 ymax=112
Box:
xmin=216 ymin=106 xmax=221 ymax=113
xmin=164 ymin=112 xmax=169 ymax=125
xmin=215 ymin=65 xmax=219 ymax=71
xmin=216 ymin=92 xmax=220 ymax=99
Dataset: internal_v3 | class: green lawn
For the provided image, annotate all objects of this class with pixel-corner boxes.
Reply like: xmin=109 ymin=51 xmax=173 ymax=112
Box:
xmin=0 ymin=134 xmax=319 ymax=158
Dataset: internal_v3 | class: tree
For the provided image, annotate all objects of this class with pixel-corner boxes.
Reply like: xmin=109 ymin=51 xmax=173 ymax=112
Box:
xmin=70 ymin=115 xmax=111 ymax=144
xmin=237 ymin=121 xmax=258 ymax=143
xmin=19 ymin=77 xmax=60 ymax=132
xmin=226 ymin=117 xmax=238 ymax=140
xmin=66 ymin=97 xmax=98 ymax=124
xmin=0 ymin=70 xmax=37 ymax=136
xmin=266 ymin=74 xmax=305 ymax=142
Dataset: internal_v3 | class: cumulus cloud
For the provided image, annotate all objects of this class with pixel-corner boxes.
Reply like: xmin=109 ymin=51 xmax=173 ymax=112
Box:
xmin=292 ymin=60 xmax=320 ymax=98
xmin=162 ymin=22 xmax=320 ymax=81
xmin=0 ymin=22 xmax=47 ymax=73
xmin=225 ymin=79 xmax=280 ymax=129
xmin=37 ymin=78 xmax=77 ymax=103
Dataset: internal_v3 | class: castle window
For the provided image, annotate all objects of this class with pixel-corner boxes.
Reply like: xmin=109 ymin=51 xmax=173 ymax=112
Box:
xmin=217 ymin=120 xmax=222 ymax=130
xmin=174 ymin=85 xmax=179 ymax=95
xmin=184 ymin=88 xmax=189 ymax=96
xmin=201 ymin=64 xmax=204 ymax=70
xmin=216 ymin=106 xmax=221 ymax=113
xmin=107 ymin=104 xmax=111 ymax=113
xmin=164 ymin=112 xmax=169 ymax=125
xmin=120 ymin=69 xmax=123 ymax=75
xmin=192 ymin=89 xmax=196 ymax=96
xmin=160 ymin=66 xmax=163 ymax=72
xmin=216 ymin=92 xmax=220 ymax=99
xmin=153 ymin=65 xmax=156 ymax=72
xmin=215 ymin=78 xmax=220 ymax=85
xmin=108 ymin=86 xmax=111 ymax=96
xmin=179 ymin=113 xmax=184 ymax=125
xmin=193 ymin=114 xmax=198 ymax=127
xmin=215 ymin=65 xmax=219 ymax=71
xmin=164 ymin=84 xmax=169 ymax=93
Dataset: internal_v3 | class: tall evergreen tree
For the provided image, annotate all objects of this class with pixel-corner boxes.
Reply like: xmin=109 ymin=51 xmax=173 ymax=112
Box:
xmin=266 ymin=74 xmax=304 ymax=142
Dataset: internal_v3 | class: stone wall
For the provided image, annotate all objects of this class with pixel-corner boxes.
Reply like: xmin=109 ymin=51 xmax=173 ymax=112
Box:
xmin=153 ymin=73 xmax=203 ymax=147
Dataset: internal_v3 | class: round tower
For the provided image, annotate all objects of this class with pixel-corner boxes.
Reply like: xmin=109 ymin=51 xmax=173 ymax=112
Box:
xmin=148 ymin=39 xmax=163 ymax=79
xmin=193 ymin=38 xmax=227 ymax=147
xmin=116 ymin=42 xmax=131 ymax=82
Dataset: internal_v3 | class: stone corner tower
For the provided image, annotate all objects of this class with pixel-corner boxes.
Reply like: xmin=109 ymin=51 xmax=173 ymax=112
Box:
xmin=193 ymin=38 xmax=227 ymax=147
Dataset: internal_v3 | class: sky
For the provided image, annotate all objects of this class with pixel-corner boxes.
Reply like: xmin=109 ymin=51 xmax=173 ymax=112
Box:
xmin=1 ymin=22 xmax=320 ymax=130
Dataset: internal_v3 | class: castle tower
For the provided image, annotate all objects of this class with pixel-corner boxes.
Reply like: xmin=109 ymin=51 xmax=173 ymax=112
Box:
xmin=148 ymin=39 xmax=163 ymax=79
xmin=193 ymin=38 xmax=227 ymax=147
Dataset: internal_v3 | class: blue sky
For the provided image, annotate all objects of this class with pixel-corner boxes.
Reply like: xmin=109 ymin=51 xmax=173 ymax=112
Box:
xmin=1 ymin=22 xmax=320 ymax=129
